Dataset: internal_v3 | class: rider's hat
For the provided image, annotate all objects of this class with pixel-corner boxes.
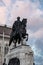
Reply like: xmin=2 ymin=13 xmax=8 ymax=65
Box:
xmin=17 ymin=16 xmax=20 ymax=19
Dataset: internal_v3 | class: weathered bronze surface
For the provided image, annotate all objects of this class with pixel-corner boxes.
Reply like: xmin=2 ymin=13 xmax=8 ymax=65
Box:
xmin=9 ymin=17 xmax=28 ymax=47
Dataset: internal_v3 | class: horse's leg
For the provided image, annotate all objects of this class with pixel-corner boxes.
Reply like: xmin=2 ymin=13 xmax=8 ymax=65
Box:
xmin=9 ymin=37 xmax=13 ymax=46
xmin=9 ymin=31 xmax=14 ymax=46
xmin=13 ymin=39 xmax=17 ymax=48
xmin=14 ymin=42 xmax=16 ymax=48
xmin=26 ymin=34 xmax=28 ymax=41
xmin=19 ymin=33 xmax=23 ymax=45
xmin=18 ymin=38 xmax=20 ymax=44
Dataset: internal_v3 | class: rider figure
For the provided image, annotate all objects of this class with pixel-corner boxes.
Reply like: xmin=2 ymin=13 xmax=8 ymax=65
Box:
xmin=12 ymin=16 xmax=22 ymax=37
xmin=12 ymin=16 xmax=22 ymax=45
xmin=9 ymin=17 xmax=22 ymax=47
xmin=12 ymin=16 xmax=21 ymax=32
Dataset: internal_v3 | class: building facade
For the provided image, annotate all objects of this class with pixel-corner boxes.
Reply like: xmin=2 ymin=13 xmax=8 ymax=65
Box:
xmin=0 ymin=25 xmax=11 ymax=65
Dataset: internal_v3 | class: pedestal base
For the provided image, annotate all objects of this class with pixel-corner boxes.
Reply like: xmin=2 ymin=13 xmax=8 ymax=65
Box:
xmin=5 ymin=45 xmax=34 ymax=65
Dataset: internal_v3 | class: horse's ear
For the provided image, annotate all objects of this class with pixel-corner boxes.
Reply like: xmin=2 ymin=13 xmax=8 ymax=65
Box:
xmin=22 ymin=18 xmax=26 ymax=21
xmin=22 ymin=18 xmax=27 ymax=21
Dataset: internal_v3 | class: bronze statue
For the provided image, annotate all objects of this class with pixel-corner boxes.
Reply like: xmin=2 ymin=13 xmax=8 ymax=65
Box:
xmin=9 ymin=16 xmax=28 ymax=47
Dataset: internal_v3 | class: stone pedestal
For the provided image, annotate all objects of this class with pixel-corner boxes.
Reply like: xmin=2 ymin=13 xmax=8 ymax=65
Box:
xmin=5 ymin=45 xmax=34 ymax=65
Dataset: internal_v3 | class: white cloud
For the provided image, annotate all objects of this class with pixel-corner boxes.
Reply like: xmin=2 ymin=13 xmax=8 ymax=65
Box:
xmin=10 ymin=0 xmax=31 ymax=21
xmin=29 ymin=28 xmax=43 ymax=40
xmin=0 ymin=7 xmax=6 ymax=25
xmin=0 ymin=0 xmax=43 ymax=28
xmin=3 ymin=0 xmax=11 ymax=7
xmin=33 ymin=28 xmax=43 ymax=39
xmin=32 ymin=44 xmax=42 ymax=57
xmin=8 ymin=0 xmax=43 ymax=27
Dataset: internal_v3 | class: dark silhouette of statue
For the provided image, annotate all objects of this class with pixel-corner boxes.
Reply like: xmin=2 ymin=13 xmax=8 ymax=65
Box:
xmin=9 ymin=16 xmax=28 ymax=47
xmin=21 ymin=19 xmax=28 ymax=40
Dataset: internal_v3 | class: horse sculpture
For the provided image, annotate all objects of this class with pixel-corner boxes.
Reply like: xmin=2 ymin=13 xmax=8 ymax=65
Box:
xmin=9 ymin=17 xmax=28 ymax=47
xmin=21 ymin=19 xmax=28 ymax=40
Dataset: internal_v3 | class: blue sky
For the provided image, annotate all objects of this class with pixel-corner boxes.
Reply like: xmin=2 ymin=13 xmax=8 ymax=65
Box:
xmin=0 ymin=0 xmax=43 ymax=65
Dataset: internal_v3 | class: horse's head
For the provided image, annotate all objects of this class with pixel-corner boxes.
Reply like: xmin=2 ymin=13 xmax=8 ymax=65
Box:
xmin=22 ymin=18 xmax=27 ymax=25
xmin=22 ymin=18 xmax=27 ymax=28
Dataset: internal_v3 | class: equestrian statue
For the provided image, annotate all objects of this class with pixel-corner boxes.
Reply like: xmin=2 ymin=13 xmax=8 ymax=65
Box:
xmin=9 ymin=16 xmax=28 ymax=47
